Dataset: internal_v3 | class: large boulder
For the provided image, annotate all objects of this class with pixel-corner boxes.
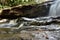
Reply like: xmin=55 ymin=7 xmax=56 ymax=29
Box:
xmin=0 ymin=1 xmax=52 ymax=19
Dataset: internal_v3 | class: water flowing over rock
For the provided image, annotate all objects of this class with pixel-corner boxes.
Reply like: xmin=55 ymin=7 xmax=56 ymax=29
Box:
xmin=17 ymin=17 xmax=60 ymax=40
xmin=49 ymin=0 xmax=60 ymax=16
xmin=0 ymin=16 xmax=60 ymax=40
xmin=0 ymin=1 xmax=60 ymax=40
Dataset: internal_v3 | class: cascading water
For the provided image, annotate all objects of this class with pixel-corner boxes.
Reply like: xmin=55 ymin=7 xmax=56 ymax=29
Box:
xmin=49 ymin=0 xmax=60 ymax=16
xmin=0 ymin=0 xmax=60 ymax=40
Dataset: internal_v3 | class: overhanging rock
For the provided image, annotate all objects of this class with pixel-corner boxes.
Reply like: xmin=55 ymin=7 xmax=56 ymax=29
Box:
xmin=0 ymin=1 xmax=52 ymax=19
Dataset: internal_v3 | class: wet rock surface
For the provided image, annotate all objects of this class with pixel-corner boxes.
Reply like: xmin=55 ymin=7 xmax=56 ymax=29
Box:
xmin=16 ymin=17 xmax=60 ymax=40
xmin=0 ymin=17 xmax=60 ymax=40
xmin=0 ymin=1 xmax=60 ymax=40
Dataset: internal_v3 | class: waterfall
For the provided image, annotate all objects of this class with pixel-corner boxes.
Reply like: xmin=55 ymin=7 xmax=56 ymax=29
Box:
xmin=49 ymin=0 xmax=60 ymax=17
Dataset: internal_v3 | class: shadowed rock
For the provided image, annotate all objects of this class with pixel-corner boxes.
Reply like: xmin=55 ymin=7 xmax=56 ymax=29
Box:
xmin=0 ymin=1 xmax=52 ymax=19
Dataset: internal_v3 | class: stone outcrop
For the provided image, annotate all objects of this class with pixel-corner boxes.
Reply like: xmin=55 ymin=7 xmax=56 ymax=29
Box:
xmin=0 ymin=1 xmax=52 ymax=19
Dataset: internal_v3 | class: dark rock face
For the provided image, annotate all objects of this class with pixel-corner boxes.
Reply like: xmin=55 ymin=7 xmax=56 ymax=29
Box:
xmin=0 ymin=1 xmax=52 ymax=19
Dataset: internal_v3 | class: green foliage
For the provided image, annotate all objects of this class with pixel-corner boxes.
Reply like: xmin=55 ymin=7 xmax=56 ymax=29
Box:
xmin=0 ymin=0 xmax=36 ymax=6
xmin=8 ymin=0 xmax=22 ymax=6
xmin=0 ymin=0 xmax=36 ymax=9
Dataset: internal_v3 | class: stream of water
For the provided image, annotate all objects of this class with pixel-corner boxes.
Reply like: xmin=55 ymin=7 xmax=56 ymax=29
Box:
xmin=49 ymin=0 xmax=60 ymax=16
xmin=0 ymin=0 xmax=60 ymax=40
